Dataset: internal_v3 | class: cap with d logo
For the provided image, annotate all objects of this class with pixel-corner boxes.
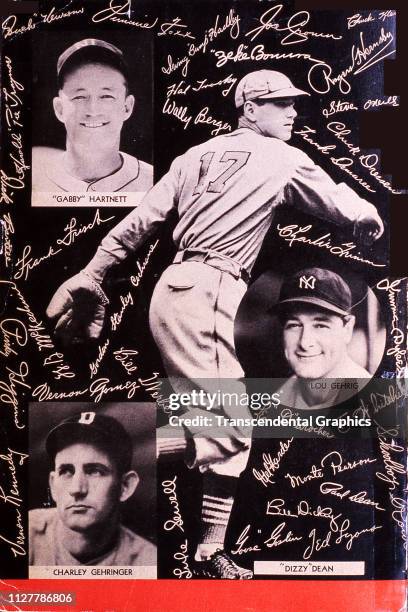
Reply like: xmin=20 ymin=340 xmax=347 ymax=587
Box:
xmin=46 ymin=411 xmax=133 ymax=472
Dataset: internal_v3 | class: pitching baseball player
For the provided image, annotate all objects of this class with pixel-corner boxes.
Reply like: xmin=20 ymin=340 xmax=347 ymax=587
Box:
xmin=32 ymin=38 xmax=153 ymax=193
xmin=47 ymin=70 xmax=384 ymax=578
xmin=29 ymin=411 xmax=156 ymax=568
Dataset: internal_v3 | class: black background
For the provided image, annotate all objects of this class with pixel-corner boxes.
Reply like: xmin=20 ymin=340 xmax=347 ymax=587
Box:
xmin=0 ymin=0 xmax=407 ymax=581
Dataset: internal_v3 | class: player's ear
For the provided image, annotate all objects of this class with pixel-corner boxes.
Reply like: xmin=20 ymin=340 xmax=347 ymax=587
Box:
xmin=49 ymin=471 xmax=57 ymax=502
xmin=119 ymin=470 xmax=139 ymax=502
xmin=243 ymin=100 xmax=257 ymax=123
xmin=124 ymin=94 xmax=135 ymax=120
xmin=342 ymin=314 xmax=355 ymax=344
xmin=53 ymin=96 xmax=65 ymax=123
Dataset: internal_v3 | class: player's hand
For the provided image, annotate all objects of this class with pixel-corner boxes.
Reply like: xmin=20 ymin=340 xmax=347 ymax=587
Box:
xmin=46 ymin=271 xmax=108 ymax=345
xmin=353 ymin=211 xmax=384 ymax=246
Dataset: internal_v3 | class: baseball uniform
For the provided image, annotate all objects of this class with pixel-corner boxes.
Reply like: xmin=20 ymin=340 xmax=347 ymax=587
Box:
xmin=32 ymin=147 xmax=153 ymax=193
xmin=84 ymin=125 xmax=381 ymax=476
xmin=29 ymin=508 xmax=156 ymax=566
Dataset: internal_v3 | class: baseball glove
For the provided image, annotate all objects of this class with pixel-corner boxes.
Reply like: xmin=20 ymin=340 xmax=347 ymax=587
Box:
xmin=46 ymin=271 xmax=109 ymax=345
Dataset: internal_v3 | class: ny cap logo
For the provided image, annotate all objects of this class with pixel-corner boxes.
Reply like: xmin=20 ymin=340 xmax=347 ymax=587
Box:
xmin=299 ymin=275 xmax=316 ymax=290
xmin=78 ymin=412 xmax=96 ymax=425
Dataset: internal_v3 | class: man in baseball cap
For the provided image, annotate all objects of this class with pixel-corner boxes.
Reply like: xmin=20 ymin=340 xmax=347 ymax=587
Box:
xmin=29 ymin=410 xmax=156 ymax=568
xmin=275 ymin=268 xmax=371 ymax=409
xmin=32 ymin=38 xmax=152 ymax=197
xmin=234 ymin=69 xmax=309 ymax=142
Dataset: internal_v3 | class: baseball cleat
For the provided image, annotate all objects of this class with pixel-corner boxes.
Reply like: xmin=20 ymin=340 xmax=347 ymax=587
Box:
xmin=192 ymin=550 xmax=253 ymax=579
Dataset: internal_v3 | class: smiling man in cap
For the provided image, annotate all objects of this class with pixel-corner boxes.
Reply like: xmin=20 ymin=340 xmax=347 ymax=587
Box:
xmin=32 ymin=39 xmax=152 ymax=195
xmin=275 ymin=268 xmax=371 ymax=409
xmin=29 ymin=410 xmax=156 ymax=567
xmin=47 ymin=69 xmax=383 ymax=578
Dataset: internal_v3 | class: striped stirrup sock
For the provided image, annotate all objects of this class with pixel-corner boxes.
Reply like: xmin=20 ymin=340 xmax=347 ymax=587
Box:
xmin=201 ymin=473 xmax=238 ymax=545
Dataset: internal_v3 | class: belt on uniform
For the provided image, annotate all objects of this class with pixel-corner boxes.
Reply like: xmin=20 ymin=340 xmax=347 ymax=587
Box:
xmin=173 ymin=249 xmax=250 ymax=284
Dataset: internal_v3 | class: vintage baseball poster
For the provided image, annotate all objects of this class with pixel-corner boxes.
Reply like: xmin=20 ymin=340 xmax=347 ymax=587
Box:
xmin=0 ymin=0 xmax=407 ymax=610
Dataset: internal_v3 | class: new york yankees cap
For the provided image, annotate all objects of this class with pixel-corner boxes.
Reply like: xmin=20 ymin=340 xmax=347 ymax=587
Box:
xmin=46 ymin=411 xmax=133 ymax=472
xmin=273 ymin=268 xmax=352 ymax=317
xmin=57 ymin=39 xmax=128 ymax=85
xmin=235 ymin=70 xmax=310 ymax=108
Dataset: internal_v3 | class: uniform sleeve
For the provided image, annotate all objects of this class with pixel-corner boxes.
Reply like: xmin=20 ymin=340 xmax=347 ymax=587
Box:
xmin=285 ymin=149 xmax=380 ymax=225
xmin=29 ymin=509 xmax=53 ymax=566
xmin=84 ymin=157 xmax=181 ymax=281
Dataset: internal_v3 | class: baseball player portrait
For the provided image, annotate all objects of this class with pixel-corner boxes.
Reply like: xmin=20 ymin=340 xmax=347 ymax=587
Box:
xmin=31 ymin=38 xmax=153 ymax=195
xmin=46 ymin=69 xmax=384 ymax=578
xmin=29 ymin=409 xmax=156 ymax=569
xmin=274 ymin=268 xmax=373 ymax=410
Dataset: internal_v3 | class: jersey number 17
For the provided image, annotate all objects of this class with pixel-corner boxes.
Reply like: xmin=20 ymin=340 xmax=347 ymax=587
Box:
xmin=193 ymin=151 xmax=251 ymax=196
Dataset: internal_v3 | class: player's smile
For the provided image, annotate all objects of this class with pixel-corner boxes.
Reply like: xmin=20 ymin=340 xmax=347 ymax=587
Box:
xmin=53 ymin=63 xmax=134 ymax=149
xmin=283 ymin=307 xmax=353 ymax=379
xmin=80 ymin=121 xmax=110 ymax=128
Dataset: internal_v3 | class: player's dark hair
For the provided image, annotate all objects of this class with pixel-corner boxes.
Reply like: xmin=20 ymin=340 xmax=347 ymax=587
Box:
xmin=58 ymin=46 xmax=130 ymax=94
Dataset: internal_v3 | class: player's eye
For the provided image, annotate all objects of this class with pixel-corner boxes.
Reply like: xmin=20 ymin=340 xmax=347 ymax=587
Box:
xmin=85 ymin=465 xmax=108 ymax=476
xmin=284 ymin=322 xmax=301 ymax=330
xmin=100 ymin=94 xmax=115 ymax=99
xmin=57 ymin=466 xmax=74 ymax=477
xmin=86 ymin=467 xmax=102 ymax=475
xmin=275 ymin=101 xmax=294 ymax=109
xmin=314 ymin=323 xmax=330 ymax=329
xmin=71 ymin=95 xmax=86 ymax=101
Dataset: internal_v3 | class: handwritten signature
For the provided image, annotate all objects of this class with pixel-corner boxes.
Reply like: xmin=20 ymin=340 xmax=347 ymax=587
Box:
xmin=92 ymin=0 xmax=158 ymax=28
xmin=308 ymin=28 xmax=394 ymax=95
xmin=246 ymin=5 xmax=342 ymax=45
xmin=161 ymin=476 xmax=184 ymax=533
xmin=252 ymin=439 xmax=293 ymax=487
xmin=14 ymin=210 xmax=115 ymax=281
xmin=276 ymin=224 xmax=385 ymax=268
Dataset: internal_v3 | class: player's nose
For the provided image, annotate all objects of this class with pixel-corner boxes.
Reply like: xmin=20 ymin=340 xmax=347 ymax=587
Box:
xmin=297 ymin=325 xmax=316 ymax=350
xmin=287 ymin=104 xmax=297 ymax=119
xmin=85 ymin=96 xmax=101 ymax=116
xmin=68 ymin=471 xmax=88 ymax=496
